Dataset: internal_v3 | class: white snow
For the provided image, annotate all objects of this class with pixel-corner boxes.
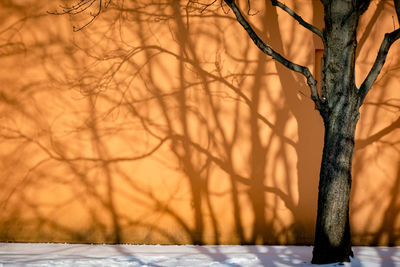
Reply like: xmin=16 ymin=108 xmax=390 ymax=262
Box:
xmin=0 ymin=243 xmax=399 ymax=266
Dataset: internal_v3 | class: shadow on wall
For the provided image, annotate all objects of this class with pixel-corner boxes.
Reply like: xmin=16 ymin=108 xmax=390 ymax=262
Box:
xmin=0 ymin=0 xmax=399 ymax=245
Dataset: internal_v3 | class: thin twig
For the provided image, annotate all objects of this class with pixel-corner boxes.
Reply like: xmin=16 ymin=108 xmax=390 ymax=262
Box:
xmin=270 ymin=0 xmax=323 ymax=39
xmin=48 ymin=0 xmax=111 ymax=31
xmin=247 ymin=0 xmax=259 ymax=16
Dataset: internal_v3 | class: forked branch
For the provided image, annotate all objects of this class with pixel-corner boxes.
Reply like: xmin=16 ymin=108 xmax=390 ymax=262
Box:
xmin=223 ymin=0 xmax=322 ymax=109
xmin=359 ymin=28 xmax=400 ymax=105
xmin=271 ymin=0 xmax=323 ymax=39
xmin=48 ymin=0 xmax=111 ymax=31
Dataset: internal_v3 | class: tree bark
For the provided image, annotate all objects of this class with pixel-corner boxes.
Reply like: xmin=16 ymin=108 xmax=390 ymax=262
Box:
xmin=312 ymin=103 xmax=359 ymax=263
xmin=312 ymin=1 xmax=363 ymax=263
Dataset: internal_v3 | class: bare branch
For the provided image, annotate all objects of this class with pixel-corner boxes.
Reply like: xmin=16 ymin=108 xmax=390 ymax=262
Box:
xmin=357 ymin=0 xmax=371 ymax=15
xmin=48 ymin=0 xmax=111 ymax=31
xmin=271 ymin=0 xmax=323 ymax=39
xmin=186 ymin=0 xmax=218 ymax=13
xmin=359 ymin=28 xmax=400 ymax=105
xmin=247 ymin=0 xmax=259 ymax=16
xmin=223 ymin=0 xmax=322 ymax=109
xmin=395 ymin=0 xmax=400 ymax=24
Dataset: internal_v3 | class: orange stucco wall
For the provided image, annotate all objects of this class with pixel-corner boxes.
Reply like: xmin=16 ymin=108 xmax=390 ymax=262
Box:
xmin=0 ymin=0 xmax=399 ymax=245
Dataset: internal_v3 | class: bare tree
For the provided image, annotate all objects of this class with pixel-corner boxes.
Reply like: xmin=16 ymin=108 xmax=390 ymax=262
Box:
xmin=52 ymin=0 xmax=400 ymax=264
xmin=222 ymin=0 xmax=400 ymax=263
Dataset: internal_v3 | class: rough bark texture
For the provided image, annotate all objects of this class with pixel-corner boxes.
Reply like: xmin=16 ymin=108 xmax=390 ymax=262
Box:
xmin=312 ymin=1 xmax=363 ymax=263
xmin=312 ymin=109 xmax=359 ymax=263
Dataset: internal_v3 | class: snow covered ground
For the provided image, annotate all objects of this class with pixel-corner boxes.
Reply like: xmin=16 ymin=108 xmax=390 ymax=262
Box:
xmin=0 ymin=243 xmax=399 ymax=266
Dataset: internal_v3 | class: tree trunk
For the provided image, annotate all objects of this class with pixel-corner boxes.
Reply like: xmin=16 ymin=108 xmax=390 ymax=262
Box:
xmin=312 ymin=2 xmax=363 ymax=263
xmin=312 ymin=102 xmax=359 ymax=263
xmin=222 ymin=0 xmax=379 ymax=262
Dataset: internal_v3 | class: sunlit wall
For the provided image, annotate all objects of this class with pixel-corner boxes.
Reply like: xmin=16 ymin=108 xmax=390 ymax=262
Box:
xmin=0 ymin=0 xmax=399 ymax=245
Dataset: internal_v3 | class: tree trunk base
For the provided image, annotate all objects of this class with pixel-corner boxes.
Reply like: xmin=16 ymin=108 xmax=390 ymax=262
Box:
xmin=312 ymin=246 xmax=353 ymax=264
